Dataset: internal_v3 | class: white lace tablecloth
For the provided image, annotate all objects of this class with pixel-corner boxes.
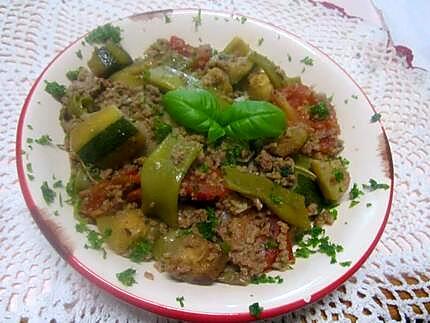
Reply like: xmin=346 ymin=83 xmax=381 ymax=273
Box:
xmin=1 ymin=1 xmax=429 ymax=322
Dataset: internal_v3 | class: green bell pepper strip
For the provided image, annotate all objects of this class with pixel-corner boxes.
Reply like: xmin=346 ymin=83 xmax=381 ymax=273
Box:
xmin=223 ymin=166 xmax=310 ymax=229
xmin=140 ymin=133 xmax=202 ymax=227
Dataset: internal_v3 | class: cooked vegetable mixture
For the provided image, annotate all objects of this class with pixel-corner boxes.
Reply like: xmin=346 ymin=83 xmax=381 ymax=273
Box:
xmin=56 ymin=28 xmax=352 ymax=286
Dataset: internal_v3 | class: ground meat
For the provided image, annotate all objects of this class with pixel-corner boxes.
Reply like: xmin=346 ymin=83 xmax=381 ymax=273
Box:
xmin=314 ymin=209 xmax=336 ymax=227
xmin=272 ymin=221 xmax=294 ymax=270
xmin=178 ymin=206 xmax=208 ymax=228
xmin=254 ymin=150 xmax=296 ymax=188
xmin=216 ymin=193 xmax=251 ymax=215
xmin=201 ymin=67 xmax=233 ymax=96
xmin=218 ymin=211 xmax=273 ymax=279
xmin=180 ymin=168 xmax=228 ymax=201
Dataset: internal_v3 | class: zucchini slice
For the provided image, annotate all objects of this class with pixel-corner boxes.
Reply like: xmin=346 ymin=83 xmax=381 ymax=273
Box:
xmin=70 ymin=106 xmax=145 ymax=168
xmin=88 ymin=41 xmax=132 ymax=78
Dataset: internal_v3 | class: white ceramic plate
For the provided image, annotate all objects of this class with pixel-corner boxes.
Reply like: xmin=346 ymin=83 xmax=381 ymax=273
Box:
xmin=16 ymin=9 xmax=393 ymax=322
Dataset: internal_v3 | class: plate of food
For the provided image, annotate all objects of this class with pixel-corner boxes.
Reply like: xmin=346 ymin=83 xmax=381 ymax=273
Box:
xmin=16 ymin=9 xmax=393 ymax=322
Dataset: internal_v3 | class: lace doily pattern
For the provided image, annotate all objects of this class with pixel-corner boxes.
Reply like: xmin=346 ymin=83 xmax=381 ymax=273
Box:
xmin=1 ymin=1 xmax=429 ymax=322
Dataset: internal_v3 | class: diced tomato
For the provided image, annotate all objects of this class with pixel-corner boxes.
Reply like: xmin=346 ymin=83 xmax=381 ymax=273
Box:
xmin=192 ymin=45 xmax=211 ymax=70
xmin=169 ymin=36 xmax=193 ymax=57
xmin=278 ymin=83 xmax=318 ymax=109
xmin=180 ymin=169 xmax=229 ymax=201
xmin=265 ymin=248 xmax=280 ymax=269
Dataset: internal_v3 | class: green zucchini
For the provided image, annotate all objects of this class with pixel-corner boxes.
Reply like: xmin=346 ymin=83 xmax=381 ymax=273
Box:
xmin=70 ymin=106 xmax=145 ymax=168
xmin=88 ymin=41 xmax=132 ymax=77
xmin=223 ymin=37 xmax=250 ymax=57
xmin=109 ymin=60 xmax=147 ymax=88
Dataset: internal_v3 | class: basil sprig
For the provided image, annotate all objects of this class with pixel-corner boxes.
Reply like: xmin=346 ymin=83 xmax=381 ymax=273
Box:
xmin=162 ymin=88 xmax=286 ymax=142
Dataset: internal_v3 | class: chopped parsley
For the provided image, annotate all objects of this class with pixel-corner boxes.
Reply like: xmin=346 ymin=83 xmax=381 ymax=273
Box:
xmin=197 ymin=208 xmax=218 ymax=241
xmin=44 ymin=81 xmax=66 ymax=100
xmin=371 ymin=112 xmax=381 ymax=123
xmin=362 ymin=178 xmax=389 ymax=191
xmin=53 ymin=180 xmax=63 ymax=188
xmin=349 ymin=183 xmax=364 ymax=208
xmin=333 ymin=168 xmax=344 ymax=182
xmin=349 ymin=183 xmax=364 ymax=200
xmin=349 ymin=200 xmax=360 ymax=208
xmin=116 ymin=268 xmax=137 ymax=286
xmin=40 ymin=181 xmax=55 ymax=205
xmin=85 ymin=23 xmax=121 ymax=44
xmin=340 ymin=261 xmax=352 ymax=267
xmin=269 ymin=191 xmax=283 ymax=205
xmin=249 ymin=302 xmax=263 ymax=318
xmin=351 ymin=94 xmax=358 ymax=99
xmin=85 ymin=229 xmax=111 ymax=250
xmin=54 ymin=210 xmax=59 ymax=216
xmin=240 ymin=16 xmax=247 ymax=24
xmin=224 ymin=143 xmax=246 ymax=165
xmin=27 ymin=174 xmax=35 ymax=181
xmin=27 ymin=138 xmax=33 ymax=144
xmin=27 ymin=124 xmax=33 ymax=130
xmin=26 ymin=163 xmax=33 ymax=173
xmin=66 ymin=68 xmax=80 ymax=81
xmin=327 ymin=207 xmax=338 ymax=220
xmin=129 ymin=239 xmax=152 ymax=263
xmin=295 ymin=226 xmax=343 ymax=264
xmin=178 ymin=228 xmax=193 ymax=236
xmin=264 ymin=239 xmax=279 ymax=249
xmin=152 ymin=119 xmax=172 ymax=143
xmin=193 ymin=9 xmax=202 ymax=31
xmin=59 ymin=192 xmax=63 ymax=207
xmin=340 ymin=157 xmax=350 ymax=167
xmin=344 ymin=99 xmax=348 ymax=104
xmin=287 ymin=53 xmax=292 ymax=62
xmin=366 ymin=202 xmax=372 ymax=207
xmin=257 ymin=37 xmax=264 ymax=46
xmin=75 ymin=50 xmax=83 ymax=59
xmin=300 ymin=56 xmax=314 ymax=66
xmin=309 ymin=102 xmax=330 ymax=120
xmin=164 ymin=14 xmax=171 ymax=23
xmin=35 ymin=134 xmax=52 ymax=145
xmin=280 ymin=166 xmax=292 ymax=177
xmin=75 ymin=218 xmax=88 ymax=233
xmin=199 ymin=163 xmax=209 ymax=173
xmin=251 ymin=274 xmax=283 ymax=284
xmin=176 ymin=296 xmax=185 ymax=307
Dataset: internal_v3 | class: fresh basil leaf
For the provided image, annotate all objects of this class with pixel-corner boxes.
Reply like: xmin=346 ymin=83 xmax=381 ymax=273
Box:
xmin=221 ymin=100 xmax=286 ymax=140
xmin=162 ymin=88 xmax=225 ymax=142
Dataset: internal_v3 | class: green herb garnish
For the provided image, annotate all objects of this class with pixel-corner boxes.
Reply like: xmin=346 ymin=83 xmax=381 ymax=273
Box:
xmin=53 ymin=180 xmax=63 ymax=188
xmin=199 ymin=163 xmax=209 ymax=173
xmin=164 ymin=14 xmax=171 ymax=23
xmin=333 ymin=168 xmax=344 ymax=182
xmin=287 ymin=53 xmax=292 ymax=62
xmin=300 ymin=56 xmax=314 ymax=66
xmin=371 ymin=113 xmax=381 ymax=123
xmin=327 ymin=207 xmax=338 ymax=220
xmin=309 ymin=102 xmax=330 ymax=120
xmin=193 ymin=9 xmax=202 ymax=31
xmin=340 ymin=157 xmax=350 ymax=167
xmin=27 ymin=174 xmax=35 ymax=181
xmin=280 ymin=166 xmax=292 ymax=177
xmin=366 ymin=202 xmax=372 ymax=207
xmin=176 ymin=296 xmax=185 ymax=307
xmin=270 ymin=191 xmax=283 ymax=205
xmin=27 ymin=124 xmax=33 ymax=130
xmin=27 ymin=138 xmax=33 ymax=144
xmin=44 ymin=81 xmax=66 ymax=100
xmin=251 ymin=274 xmax=283 ymax=284
xmin=75 ymin=50 xmax=83 ymax=59
xmin=35 ymin=135 xmax=52 ymax=145
xmin=264 ymin=239 xmax=279 ymax=249
xmin=116 ymin=268 xmax=137 ymax=286
xmin=349 ymin=200 xmax=360 ymax=208
xmin=249 ymin=302 xmax=263 ymax=318
xmin=349 ymin=183 xmax=364 ymax=200
xmin=340 ymin=261 xmax=351 ymax=267
xmin=152 ymin=119 xmax=172 ymax=143
xmin=84 ymin=228 xmax=111 ymax=250
xmin=54 ymin=210 xmax=59 ymax=216
xmin=197 ymin=208 xmax=218 ymax=241
xmin=26 ymin=163 xmax=33 ymax=173
xmin=129 ymin=240 xmax=152 ymax=263
xmin=240 ymin=16 xmax=247 ymax=24
xmin=295 ymin=226 xmax=343 ymax=264
xmin=257 ymin=37 xmax=264 ymax=46
xmin=85 ymin=23 xmax=121 ymax=44
xmin=75 ymin=218 xmax=88 ymax=233
xmin=66 ymin=69 xmax=80 ymax=81
xmin=351 ymin=94 xmax=358 ymax=99
xmin=41 ymin=181 xmax=55 ymax=205
xmin=362 ymin=178 xmax=389 ymax=191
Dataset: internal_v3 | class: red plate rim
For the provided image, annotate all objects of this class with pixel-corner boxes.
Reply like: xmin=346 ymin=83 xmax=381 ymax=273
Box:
xmin=15 ymin=8 xmax=394 ymax=322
